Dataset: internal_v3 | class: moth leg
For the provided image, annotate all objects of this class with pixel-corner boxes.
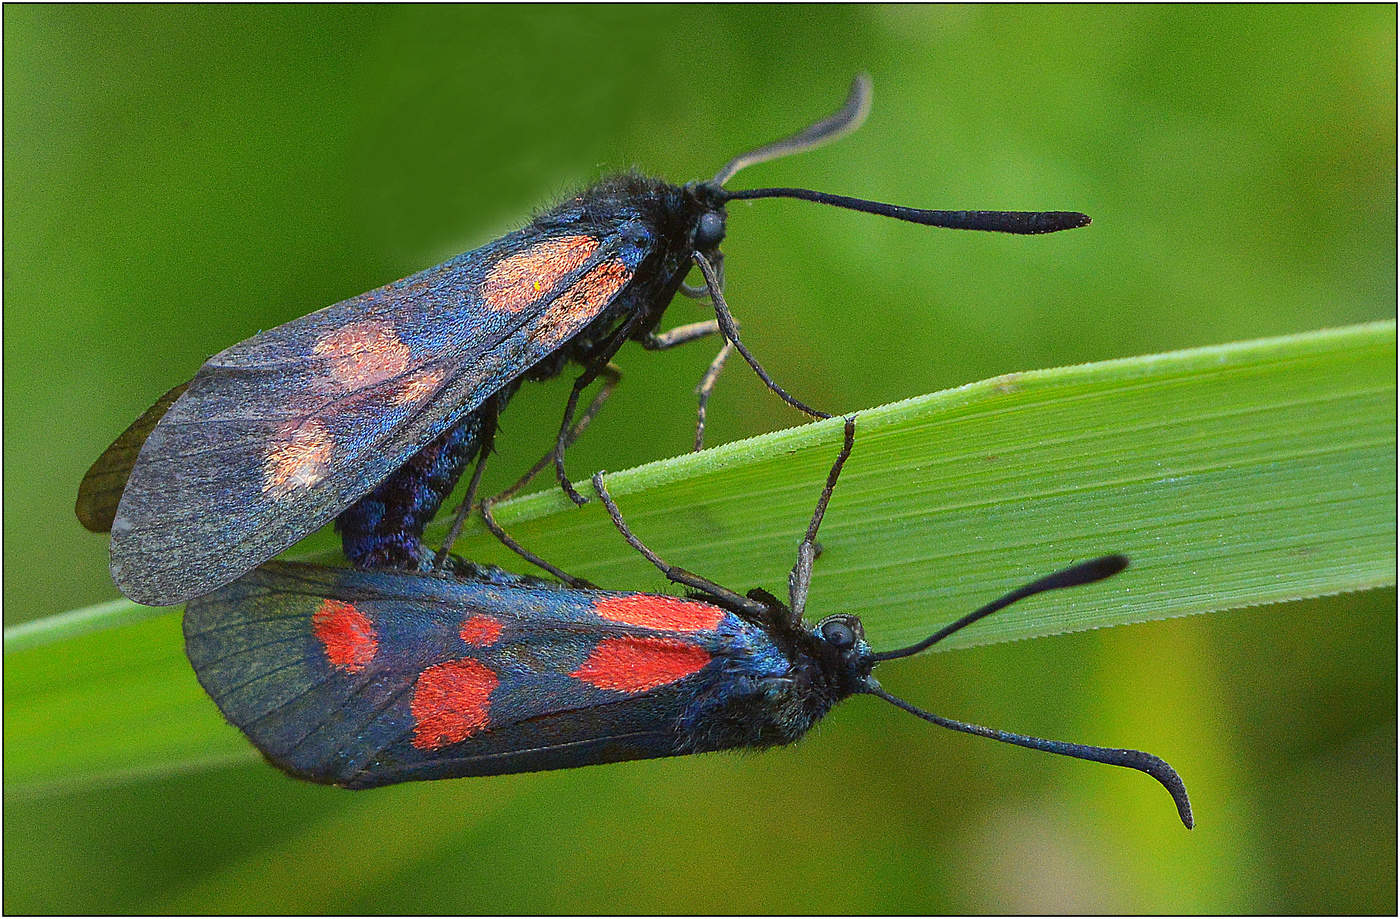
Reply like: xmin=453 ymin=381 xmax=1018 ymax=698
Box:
xmin=436 ymin=366 xmax=619 ymax=578
xmin=676 ymin=253 xmax=734 ymax=451
xmin=496 ymin=363 xmax=620 ymax=506
xmin=641 ymin=318 xmax=720 ymax=351
xmin=479 ymin=495 xmax=595 ymax=588
xmin=554 ymin=322 xmax=633 ymax=506
xmin=787 ymin=416 xmax=856 ymax=623
xmin=692 ymin=250 xmax=832 ymax=422
xmin=432 ymin=398 xmax=501 ymax=571
xmin=642 ymin=316 xmax=731 ymax=453
xmin=590 ymin=471 xmax=765 ymax=618
xmin=693 ymin=339 xmax=735 ymax=451
xmin=678 ymin=250 xmax=725 ymax=299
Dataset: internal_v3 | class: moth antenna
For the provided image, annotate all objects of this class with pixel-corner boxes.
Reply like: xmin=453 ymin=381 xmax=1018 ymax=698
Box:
xmin=788 ymin=416 xmax=857 ymax=621
xmin=864 ymin=686 xmax=1193 ymax=828
xmin=712 ymin=73 xmax=872 ymax=186
xmin=721 ymin=187 xmax=1091 ymax=235
xmin=871 ymin=555 xmax=1128 ymax=663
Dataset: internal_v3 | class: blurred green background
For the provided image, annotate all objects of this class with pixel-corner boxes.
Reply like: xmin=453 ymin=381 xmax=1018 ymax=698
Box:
xmin=4 ymin=5 xmax=1394 ymax=913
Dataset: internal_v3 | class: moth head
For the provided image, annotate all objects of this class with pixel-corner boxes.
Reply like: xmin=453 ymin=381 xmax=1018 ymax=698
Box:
xmin=692 ymin=210 xmax=726 ymax=252
xmin=809 ymin=613 xmax=874 ymax=694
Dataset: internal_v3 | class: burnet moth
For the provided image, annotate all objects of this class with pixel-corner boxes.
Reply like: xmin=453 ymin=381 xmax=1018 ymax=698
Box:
xmin=79 ymin=74 xmax=1093 ymax=606
xmin=183 ymin=418 xmax=1193 ymax=828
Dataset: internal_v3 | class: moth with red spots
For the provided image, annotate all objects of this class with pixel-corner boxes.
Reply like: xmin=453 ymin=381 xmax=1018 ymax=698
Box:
xmin=76 ymin=73 xmax=1092 ymax=602
xmin=184 ymin=419 xmax=1193 ymax=828
xmin=77 ymin=74 xmax=1093 ymax=607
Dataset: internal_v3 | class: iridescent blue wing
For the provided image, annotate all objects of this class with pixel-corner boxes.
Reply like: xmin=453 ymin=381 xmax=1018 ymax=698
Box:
xmin=183 ymin=562 xmax=770 ymax=788
xmin=112 ymin=226 xmax=649 ymax=605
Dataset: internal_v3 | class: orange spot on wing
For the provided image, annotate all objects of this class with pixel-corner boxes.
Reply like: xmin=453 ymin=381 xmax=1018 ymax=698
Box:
xmin=411 ymin=658 xmax=499 ymax=750
xmin=571 ymin=636 xmax=711 ymax=693
xmin=312 ymin=599 xmax=378 ymax=672
xmin=262 ymin=419 xmax=333 ymax=496
xmin=531 ymin=258 xmax=632 ymax=347
xmin=314 ymin=320 xmax=412 ymax=390
xmin=481 ymin=235 xmax=599 ymax=313
xmin=393 ymin=367 xmax=445 ymax=405
xmin=459 ymin=615 xmax=503 ymax=647
xmin=595 ymin=594 xmax=724 ymax=632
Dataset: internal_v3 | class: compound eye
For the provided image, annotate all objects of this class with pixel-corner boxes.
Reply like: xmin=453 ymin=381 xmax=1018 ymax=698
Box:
xmin=821 ymin=619 xmax=856 ymax=650
xmin=694 ymin=211 xmax=725 ymax=250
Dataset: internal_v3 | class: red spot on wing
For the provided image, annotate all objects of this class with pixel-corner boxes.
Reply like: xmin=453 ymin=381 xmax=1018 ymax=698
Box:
xmin=480 ymin=235 xmax=599 ymax=314
xmin=411 ymin=658 xmax=499 ymax=750
xmin=313 ymin=320 xmax=412 ymax=390
xmin=459 ymin=615 xmax=503 ymax=647
xmin=532 ymin=258 xmax=632 ymax=347
xmin=595 ymin=594 xmax=724 ymax=632
xmin=393 ymin=367 xmax=445 ymax=405
xmin=263 ymin=419 xmax=334 ymax=497
xmin=312 ymin=599 xmax=378 ymax=672
xmin=572 ymin=636 xmax=711 ymax=693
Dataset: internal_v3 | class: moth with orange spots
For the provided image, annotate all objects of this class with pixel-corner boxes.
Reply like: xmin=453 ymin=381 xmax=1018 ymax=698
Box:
xmin=77 ymin=74 xmax=1093 ymax=606
xmin=183 ymin=419 xmax=1192 ymax=829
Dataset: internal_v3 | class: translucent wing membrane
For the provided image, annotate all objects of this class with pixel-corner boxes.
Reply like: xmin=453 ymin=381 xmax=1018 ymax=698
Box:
xmin=75 ymin=382 xmax=187 ymax=532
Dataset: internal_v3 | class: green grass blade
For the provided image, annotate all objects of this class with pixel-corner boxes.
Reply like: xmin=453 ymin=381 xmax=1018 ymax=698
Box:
xmin=442 ymin=320 xmax=1395 ymax=646
xmin=5 ymin=321 xmax=1392 ymax=792
xmin=3 ymin=597 xmax=169 ymax=654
